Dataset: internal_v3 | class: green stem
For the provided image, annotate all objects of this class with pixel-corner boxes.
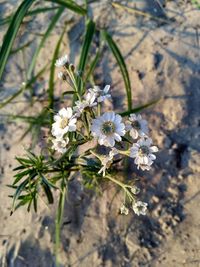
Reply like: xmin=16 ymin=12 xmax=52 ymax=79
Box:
xmin=97 ymin=102 xmax=101 ymax=116
xmin=105 ymin=175 xmax=133 ymax=201
xmin=66 ymin=69 xmax=81 ymax=100
xmin=55 ymin=180 xmax=66 ymax=267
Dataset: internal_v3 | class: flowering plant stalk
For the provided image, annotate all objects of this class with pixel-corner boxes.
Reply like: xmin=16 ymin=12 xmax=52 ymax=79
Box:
xmin=10 ymin=55 xmax=158 ymax=265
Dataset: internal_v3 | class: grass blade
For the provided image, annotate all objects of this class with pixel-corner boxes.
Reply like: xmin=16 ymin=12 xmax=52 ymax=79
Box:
xmin=27 ymin=7 xmax=64 ymax=79
xmin=27 ymin=6 xmax=60 ymax=16
xmin=48 ymin=27 xmax=66 ymax=121
xmin=0 ymin=0 xmax=35 ymax=80
xmin=0 ymin=64 xmax=48 ymax=109
xmin=120 ymin=98 xmax=161 ymax=117
xmin=0 ymin=7 xmax=60 ymax=27
xmin=85 ymin=49 xmax=101 ymax=82
xmin=102 ymin=30 xmax=132 ymax=111
xmin=0 ymin=15 xmax=12 ymax=26
xmin=47 ymin=0 xmax=87 ymax=15
xmin=77 ymin=19 xmax=95 ymax=92
xmin=111 ymin=2 xmax=170 ymax=24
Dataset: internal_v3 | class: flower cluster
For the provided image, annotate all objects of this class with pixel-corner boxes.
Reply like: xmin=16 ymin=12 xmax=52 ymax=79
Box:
xmin=51 ymin=55 xmax=158 ymax=216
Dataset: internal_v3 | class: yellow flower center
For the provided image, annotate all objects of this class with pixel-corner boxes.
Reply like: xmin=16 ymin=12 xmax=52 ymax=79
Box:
xmin=60 ymin=118 xmax=69 ymax=129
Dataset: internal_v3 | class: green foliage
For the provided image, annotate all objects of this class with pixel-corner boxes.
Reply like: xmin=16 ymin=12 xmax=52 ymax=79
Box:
xmin=0 ymin=64 xmax=48 ymax=109
xmin=49 ymin=27 xmax=66 ymax=121
xmin=102 ymin=30 xmax=132 ymax=111
xmin=77 ymin=19 xmax=96 ymax=93
xmin=0 ymin=0 xmax=35 ymax=80
xmin=11 ymin=152 xmax=49 ymax=214
xmin=27 ymin=7 xmax=64 ymax=79
xmin=47 ymin=0 xmax=87 ymax=15
xmin=191 ymin=0 xmax=200 ymax=8
xmin=120 ymin=98 xmax=161 ymax=117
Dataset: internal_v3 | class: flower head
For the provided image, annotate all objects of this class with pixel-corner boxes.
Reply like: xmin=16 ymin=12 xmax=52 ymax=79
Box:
xmin=52 ymin=137 xmax=69 ymax=154
xmin=98 ymin=148 xmax=118 ymax=176
xmin=52 ymin=107 xmax=77 ymax=138
xmin=130 ymin=137 xmax=158 ymax=170
xmin=132 ymin=201 xmax=148 ymax=215
xmin=126 ymin=114 xmax=148 ymax=139
xmin=89 ymin=85 xmax=111 ymax=103
xmin=55 ymin=54 xmax=69 ymax=67
xmin=91 ymin=112 xmax=125 ymax=147
xmin=74 ymin=91 xmax=97 ymax=117
xmin=120 ymin=204 xmax=129 ymax=215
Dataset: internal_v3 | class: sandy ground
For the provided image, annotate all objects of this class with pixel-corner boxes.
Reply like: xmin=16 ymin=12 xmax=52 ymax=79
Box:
xmin=0 ymin=1 xmax=200 ymax=266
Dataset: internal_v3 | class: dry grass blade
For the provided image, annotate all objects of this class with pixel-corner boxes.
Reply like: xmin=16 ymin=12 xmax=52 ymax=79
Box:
xmin=111 ymin=2 xmax=170 ymax=24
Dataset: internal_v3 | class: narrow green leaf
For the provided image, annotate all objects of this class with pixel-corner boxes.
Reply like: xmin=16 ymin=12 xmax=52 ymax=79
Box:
xmin=11 ymin=178 xmax=29 ymax=214
xmin=85 ymin=49 xmax=101 ymax=82
xmin=27 ymin=7 xmax=64 ymax=79
xmin=0 ymin=0 xmax=35 ymax=80
xmin=0 ymin=15 xmax=12 ymax=26
xmin=120 ymin=98 xmax=161 ymax=117
xmin=77 ymin=19 xmax=95 ymax=92
xmin=0 ymin=6 xmax=59 ymax=27
xmin=47 ymin=0 xmax=87 ymax=15
xmin=28 ymin=6 xmax=60 ymax=16
xmin=13 ymin=165 xmax=26 ymax=171
xmin=14 ymin=195 xmax=32 ymax=211
xmin=62 ymin=91 xmax=77 ymax=96
xmin=49 ymin=27 xmax=66 ymax=121
xmin=42 ymin=182 xmax=54 ymax=204
xmin=41 ymin=175 xmax=58 ymax=189
xmin=0 ymin=63 xmax=48 ymax=109
xmin=102 ymin=30 xmax=132 ymax=111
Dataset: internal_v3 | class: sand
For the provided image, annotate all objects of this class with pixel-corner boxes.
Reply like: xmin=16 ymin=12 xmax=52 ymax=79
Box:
xmin=0 ymin=1 xmax=200 ymax=266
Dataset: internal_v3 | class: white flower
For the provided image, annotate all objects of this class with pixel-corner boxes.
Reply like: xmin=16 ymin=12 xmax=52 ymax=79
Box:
xmin=74 ymin=91 xmax=97 ymax=117
xmin=126 ymin=114 xmax=148 ymax=139
xmin=52 ymin=107 xmax=77 ymax=138
xmin=52 ymin=137 xmax=69 ymax=154
xmin=98 ymin=148 xmax=118 ymax=176
xmin=130 ymin=137 xmax=158 ymax=170
xmin=120 ymin=204 xmax=129 ymax=215
xmin=91 ymin=112 xmax=125 ymax=147
xmin=55 ymin=54 xmax=68 ymax=67
xmin=132 ymin=201 xmax=148 ymax=215
xmin=89 ymin=85 xmax=111 ymax=103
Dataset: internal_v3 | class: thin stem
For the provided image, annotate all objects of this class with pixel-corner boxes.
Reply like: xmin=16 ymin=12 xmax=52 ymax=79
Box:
xmin=66 ymin=69 xmax=81 ymax=100
xmin=55 ymin=179 xmax=66 ymax=267
xmin=97 ymin=102 xmax=101 ymax=116
xmin=105 ymin=175 xmax=134 ymax=201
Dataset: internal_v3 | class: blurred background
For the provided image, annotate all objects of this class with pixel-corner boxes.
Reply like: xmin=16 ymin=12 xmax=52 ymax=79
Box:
xmin=0 ymin=1 xmax=200 ymax=266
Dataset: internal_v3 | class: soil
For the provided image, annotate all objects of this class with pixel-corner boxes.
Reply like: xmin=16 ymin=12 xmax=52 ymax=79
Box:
xmin=0 ymin=1 xmax=200 ymax=267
